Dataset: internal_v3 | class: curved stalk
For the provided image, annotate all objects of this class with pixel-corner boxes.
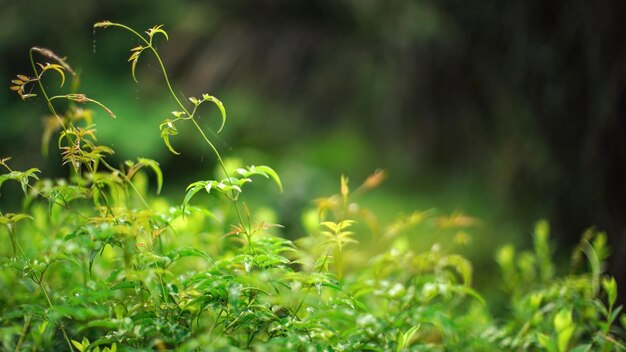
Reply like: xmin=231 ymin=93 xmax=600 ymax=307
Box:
xmin=29 ymin=48 xmax=66 ymax=130
xmin=96 ymin=22 xmax=253 ymax=238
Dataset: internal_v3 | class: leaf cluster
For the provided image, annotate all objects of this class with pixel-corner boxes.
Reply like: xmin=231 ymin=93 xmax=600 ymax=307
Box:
xmin=1 ymin=22 xmax=624 ymax=352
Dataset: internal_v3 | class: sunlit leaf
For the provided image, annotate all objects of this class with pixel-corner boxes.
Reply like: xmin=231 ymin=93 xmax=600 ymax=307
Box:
xmin=247 ymin=165 xmax=283 ymax=192
xmin=0 ymin=213 xmax=33 ymax=225
xmin=441 ymin=254 xmax=473 ymax=286
xmin=160 ymin=120 xmax=180 ymax=155
xmin=37 ymin=63 xmax=66 ymax=87
xmin=449 ymin=285 xmax=486 ymax=306
xmin=130 ymin=56 xmax=139 ymax=83
xmin=137 ymin=158 xmax=163 ymax=194
xmin=602 ymin=277 xmax=617 ymax=308
xmin=0 ymin=168 xmax=40 ymax=194
xmin=161 ymin=131 xmax=179 ymax=155
xmin=182 ymin=182 xmax=206 ymax=214
xmin=49 ymin=189 xmax=59 ymax=216
xmin=147 ymin=25 xmax=169 ymax=41
xmin=201 ymin=94 xmax=227 ymax=133
xmin=93 ymin=21 xmax=113 ymax=28
xmin=396 ymin=325 xmax=420 ymax=352
xmin=71 ymin=340 xmax=85 ymax=352
xmin=168 ymin=247 xmax=213 ymax=263
xmin=554 ymin=309 xmax=574 ymax=352
xmin=340 ymin=174 xmax=349 ymax=198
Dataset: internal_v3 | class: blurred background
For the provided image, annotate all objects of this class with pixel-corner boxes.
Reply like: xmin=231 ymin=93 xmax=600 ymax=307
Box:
xmin=2 ymin=1 xmax=625 ymax=304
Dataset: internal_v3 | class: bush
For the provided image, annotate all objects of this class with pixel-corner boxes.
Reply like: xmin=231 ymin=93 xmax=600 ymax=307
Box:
xmin=2 ymin=22 xmax=624 ymax=351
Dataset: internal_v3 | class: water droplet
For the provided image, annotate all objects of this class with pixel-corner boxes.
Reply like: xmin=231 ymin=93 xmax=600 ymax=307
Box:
xmin=92 ymin=28 xmax=97 ymax=54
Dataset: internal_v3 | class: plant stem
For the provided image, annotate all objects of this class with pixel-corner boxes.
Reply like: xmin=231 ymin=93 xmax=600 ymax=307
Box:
xmin=100 ymin=22 xmax=252 ymax=239
xmin=208 ymin=308 xmax=224 ymax=336
xmin=29 ymin=48 xmax=66 ymax=131
xmin=15 ymin=313 xmax=31 ymax=352
xmin=12 ymin=231 xmax=75 ymax=352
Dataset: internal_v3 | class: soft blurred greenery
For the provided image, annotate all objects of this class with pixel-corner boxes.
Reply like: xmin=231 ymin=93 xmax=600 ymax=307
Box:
xmin=2 ymin=1 xmax=625 ymax=303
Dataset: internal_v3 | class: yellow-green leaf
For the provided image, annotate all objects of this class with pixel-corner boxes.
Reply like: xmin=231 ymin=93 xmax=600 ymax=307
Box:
xmin=202 ymin=94 xmax=227 ymax=133
xmin=137 ymin=158 xmax=163 ymax=194
xmin=148 ymin=25 xmax=169 ymax=41
xmin=93 ymin=21 xmax=113 ymax=28
xmin=253 ymin=165 xmax=283 ymax=192
xmin=42 ymin=63 xmax=66 ymax=87
xmin=71 ymin=340 xmax=85 ymax=352
xmin=130 ymin=57 xmax=139 ymax=83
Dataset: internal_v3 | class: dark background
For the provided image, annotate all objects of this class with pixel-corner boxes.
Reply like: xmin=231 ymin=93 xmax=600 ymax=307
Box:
xmin=2 ymin=1 xmax=625 ymax=302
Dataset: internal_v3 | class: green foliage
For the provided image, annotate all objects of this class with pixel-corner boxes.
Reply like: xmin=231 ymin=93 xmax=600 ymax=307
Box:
xmin=1 ymin=22 xmax=624 ymax=352
xmin=490 ymin=224 xmax=626 ymax=351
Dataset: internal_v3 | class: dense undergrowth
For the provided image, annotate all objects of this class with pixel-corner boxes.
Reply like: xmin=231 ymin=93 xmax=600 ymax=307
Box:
xmin=2 ymin=23 xmax=625 ymax=351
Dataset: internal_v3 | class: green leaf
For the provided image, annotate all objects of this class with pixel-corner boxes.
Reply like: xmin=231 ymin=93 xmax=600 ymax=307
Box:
xmin=162 ymin=133 xmax=179 ymax=154
xmin=609 ymin=305 xmax=623 ymax=325
xmin=137 ymin=158 xmax=163 ymax=194
xmin=168 ymin=247 xmax=212 ymax=261
xmin=533 ymin=219 xmax=554 ymax=281
xmin=580 ymin=240 xmax=601 ymax=296
xmin=93 ymin=21 xmax=113 ymax=28
xmin=147 ymin=24 xmax=169 ymax=41
xmin=130 ymin=55 xmax=140 ymax=83
xmin=558 ymin=328 xmax=574 ymax=352
xmin=201 ymin=94 xmax=227 ymax=133
xmin=396 ymin=325 xmax=420 ymax=352
xmin=320 ymin=221 xmax=338 ymax=232
xmin=110 ymin=282 xmax=136 ymax=290
xmin=182 ymin=182 xmax=206 ymax=214
xmin=86 ymin=319 xmax=122 ymax=329
xmin=40 ymin=63 xmax=66 ymax=87
xmin=554 ymin=308 xmax=573 ymax=331
xmin=71 ymin=340 xmax=85 ymax=352
xmin=0 ymin=169 xmax=40 ymax=195
xmin=441 ymin=254 xmax=473 ymax=286
xmin=11 ymin=213 xmax=33 ymax=223
xmin=554 ymin=309 xmax=574 ymax=352
xmin=569 ymin=345 xmax=592 ymax=352
xmin=449 ymin=284 xmax=486 ymax=306
xmin=537 ymin=333 xmax=557 ymax=352
xmin=0 ymin=175 xmax=8 ymax=193
xmin=160 ymin=120 xmax=180 ymax=155
xmin=48 ymin=190 xmax=59 ymax=216
xmin=253 ymin=165 xmax=283 ymax=192
xmin=602 ymin=277 xmax=617 ymax=308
